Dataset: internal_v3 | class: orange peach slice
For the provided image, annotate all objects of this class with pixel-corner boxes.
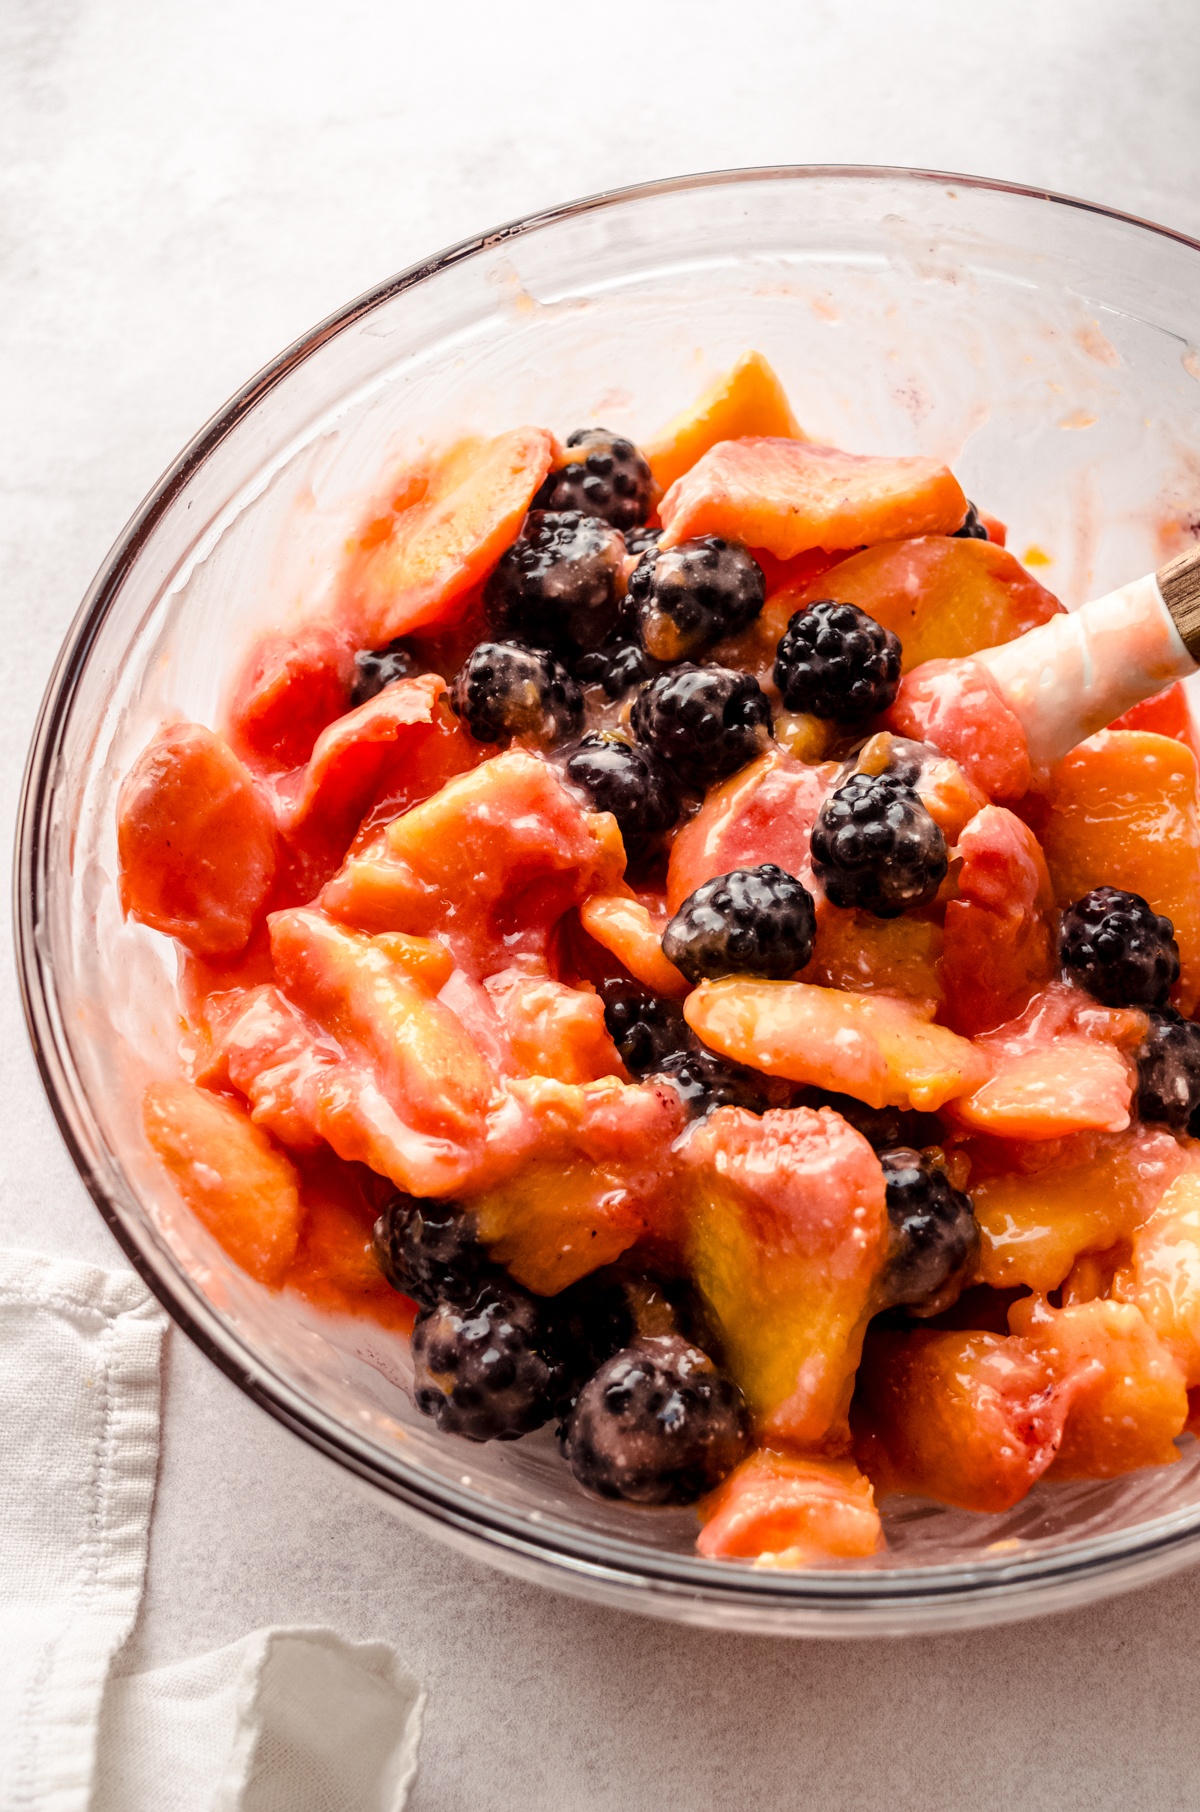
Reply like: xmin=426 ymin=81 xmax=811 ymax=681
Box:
xmin=685 ymin=978 xmax=988 ymax=1112
xmin=578 ymin=893 xmax=690 ymax=1000
xmin=642 ymin=351 xmax=805 ymax=495
xmin=697 ymin=1450 xmax=882 ymax=1565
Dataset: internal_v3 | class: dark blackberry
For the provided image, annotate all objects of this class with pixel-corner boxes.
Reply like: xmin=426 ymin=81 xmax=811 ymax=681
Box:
xmin=773 ymin=600 xmax=902 ymax=722
xmin=661 ymin=864 xmax=816 ymax=985
xmin=878 ymin=1147 xmax=979 ymax=1310
xmin=561 ymin=1334 xmax=748 ymax=1504
xmin=533 ymin=430 xmax=654 ymax=532
xmin=485 ymin=510 xmax=627 ymax=652
xmin=565 ymin=733 xmax=680 ymax=844
xmin=794 ymin=1088 xmax=944 ymax=1153
xmin=599 ymin=981 xmax=691 ymax=1076
xmin=629 ymin=537 xmax=765 ymax=663
xmin=351 ymin=638 xmax=416 ymax=706
xmin=373 ymin=1196 xmax=489 ymax=1309
xmin=1061 ymin=886 xmax=1180 ymax=1009
xmin=451 ymin=640 xmax=582 ymax=747
xmin=810 ymin=771 xmax=947 ymax=918
xmin=654 ymin=1046 xmax=770 ymax=1118
xmin=411 ymin=1278 xmax=564 ymax=1442
xmin=630 ymin=664 xmax=774 ymax=791
xmin=548 ymin=1267 xmax=696 ymax=1422
xmin=951 ymin=501 xmax=989 ymax=541
xmin=570 ymin=638 xmax=652 ymax=699
xmin=1136 ymin=1007 xmax=1200 ymax=1131
xmin=624 ymin=525 xmax=661 ymax=558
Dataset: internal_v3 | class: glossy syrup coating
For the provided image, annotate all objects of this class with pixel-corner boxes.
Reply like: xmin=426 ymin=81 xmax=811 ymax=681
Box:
xmin=373 ymin=1195 xmax=489 ymax=1309
xmin=629 ymin=536 xmax=765 ymax=662
xmin=411 ymin=1278 xmax=565 ymax=1442
xmin=810 ymin=770 xmax=948 ymax=919
xmin=565 ymin=733 xmax=680 ymax=843
xmin=773 ymin=599 xmax=901 ymax=722
xmin=630 ymin=664 xmax=774 ymax=791
xmin=533 ymin=429 xmax=655 ymax=532
xmin=351 ymin=637 xmax=416 ymax=706
xmin=653 ymin=1046 xmax=772 ymax=1118
xmin=877 ymin=1147 xmax=980 ymax=1311
xmin=485 ymin=509 xmax=627 ymax=652
xmin=1135 ymin=1008 xmax=1200 ymax=1132
xmin=1060 ymin=885 xmax=1180 ymax=1008
xmin=662 ymin=863 xmax=817 ymax=985
xmin=451 ymin=640 xmax=583 ymax=746
xmin=561 ymin=1333 xmax=749 ymax=1504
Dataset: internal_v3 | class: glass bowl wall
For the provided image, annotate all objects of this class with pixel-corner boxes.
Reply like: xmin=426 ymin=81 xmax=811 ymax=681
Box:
xmin=17 ymin=167 xmax=1200 ymax=1635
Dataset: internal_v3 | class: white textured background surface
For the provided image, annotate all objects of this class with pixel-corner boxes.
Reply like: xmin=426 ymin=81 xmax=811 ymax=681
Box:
xmin=5 ymin=2 xmax=1200 ymax=1805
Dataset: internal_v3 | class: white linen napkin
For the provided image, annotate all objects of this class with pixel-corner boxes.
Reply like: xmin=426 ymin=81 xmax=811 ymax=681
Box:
xmin=0 ymin=1249 xmax=424 ymax=1812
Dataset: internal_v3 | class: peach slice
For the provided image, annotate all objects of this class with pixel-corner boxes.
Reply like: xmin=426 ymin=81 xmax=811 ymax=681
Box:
xmin=1115 ymin=1150 xmax=1200 ymax=1386
xmin=343 ymin=428 xmax=554 ymax=643
xmin=118 ymin=723 xmax=279 ymax=958
xmin=682 ymin=1106 xmax=888 ymax=1446
xmin=577 ymin=893 xmax=690 ymax=1001
xmin=658 ymin=442 xmax=967 ymax=560
xmin=697 ymin=1450 xmax=882 ymax=1565
xmin=143 ymin=1080 xmax=301 ymax=1285
xmin=685 ymin=978 xmax=988 ymax=1112
xmin=642 ymin=351 xmax=805 ymax=495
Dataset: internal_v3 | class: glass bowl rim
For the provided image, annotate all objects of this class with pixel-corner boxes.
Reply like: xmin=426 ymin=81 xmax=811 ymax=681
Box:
xmin=17 ymin=161 xmax=1200 ymax=1622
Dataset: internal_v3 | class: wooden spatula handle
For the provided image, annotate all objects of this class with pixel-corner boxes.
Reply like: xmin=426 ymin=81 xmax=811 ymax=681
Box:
xmin=1158 ymin=545 xmax=1200 ymax=662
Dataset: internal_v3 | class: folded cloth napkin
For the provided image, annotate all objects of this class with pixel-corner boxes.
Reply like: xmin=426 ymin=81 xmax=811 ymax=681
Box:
xmin=0 ymin=1250 xmax=423 ymax=1812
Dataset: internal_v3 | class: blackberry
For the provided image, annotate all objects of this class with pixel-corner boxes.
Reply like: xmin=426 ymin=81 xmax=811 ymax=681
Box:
xmin=1135 ymin=1008 xmax=1200 ymax=1131
xmin=600 ymin=981 xmax=691 ymax=1076
xmin=629 ymin=537 xmax=765 ymax=663
xmin=661 ymin=864 xmax=816 ymax=985
xmin=373 ymin=1196 xmax=489 ymax=1309
xmin=1061 ymin=886 xmax=1180 ymax=1009
xmin=952 ymin=501 xmax=989 ymax=541
xmin=878 ymin=1147 xmax=979 ymax=1310
xmin=549 ymin=1268 xmax=694 ymax=1421
xmin=451 ymin=641 xmax=582 ymax=747
xmin=795 ymin=1088 xmax=944 ymax=1152
xmin=630 ymin=664 xmax=774 ymax=791
xmin=810 ymin=771 xmax=947 ymax=918
xmin=533 ymin=430 xmax=654 ymax=532
xmin=485 ymin=510 xmax=627 ymax=652
xmin=571 ymin=637 xmax=652 ymax=699
xmin=561 ymin=1334 xmax=748 ymax=1504
xmin=624 ymin=525 xmax=661 ymax=558
xmin=654 ymin=1046 xmax=770 ymax=1117
xmin=773 ymin=600 xmax=902 ymax=722
xmin=411 ymin=1278 xmax=564 ymax=1442
xmin=351 ymin=638 xmax=416 ymax=706
xmin=566 ymin=733 xmax=680 ymax=844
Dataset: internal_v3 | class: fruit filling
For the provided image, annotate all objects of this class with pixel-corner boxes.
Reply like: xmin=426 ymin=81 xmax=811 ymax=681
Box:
xmin=118 ymin=351 xmax=1200 ymax=1571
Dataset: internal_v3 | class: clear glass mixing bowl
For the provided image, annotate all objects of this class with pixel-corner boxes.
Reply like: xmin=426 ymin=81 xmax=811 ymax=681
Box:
xmin=17 ymin=167 xmax=1200 ymax=1636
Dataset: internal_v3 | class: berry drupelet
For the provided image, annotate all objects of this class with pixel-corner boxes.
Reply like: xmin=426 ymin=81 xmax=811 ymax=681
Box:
xmin=878 ymin=1147 xmax=979 ymax=1311
xmin=532 ymin=429 xmax=655 ymax=532
xmin=565 ymin=733 xmax=680 ymax=844
xmin=1135 ymin=1008 xmax=1200 ymax=1133
xmin=661 ymin=864 xmax=816 ymax=985
xmin=561 ymin=1334 xmax=749 ymax=1504
xmin=600 ymin=981 xmax=691 ymax=1076
xmin=773 ymin=600 xmax=902 ymax=722
xmin=951 ymin=501 xmax=990 ymax=540
xmin=630 ymin=664 xmax=774 ymax=791
xmin=373 ymin=1196 xmax=490 ymax=1309
xmin=570 ymin=638 xmax=652 ymax=699
xmin=624 ymin=525 xmax=661 ymax=558
xmin=411 ymin=1277 xmax=565 ymax=1442
xmin=485 ymin=510 xmax=627 ymax=652
xmin=810 ymin=770 xmax=947 ymax=918
xmin=351 ymin=638 xmax=416 ymax=706
xmin=1061 ymin=886 xmax=1180 ymax=1009
xmin=653 ymin=1046 xmax=771 ymax=1117
xmin=451 ymin=641 xmax=582 ymax=746
xmin=628 ymin=537 xmax=765 ymax=663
